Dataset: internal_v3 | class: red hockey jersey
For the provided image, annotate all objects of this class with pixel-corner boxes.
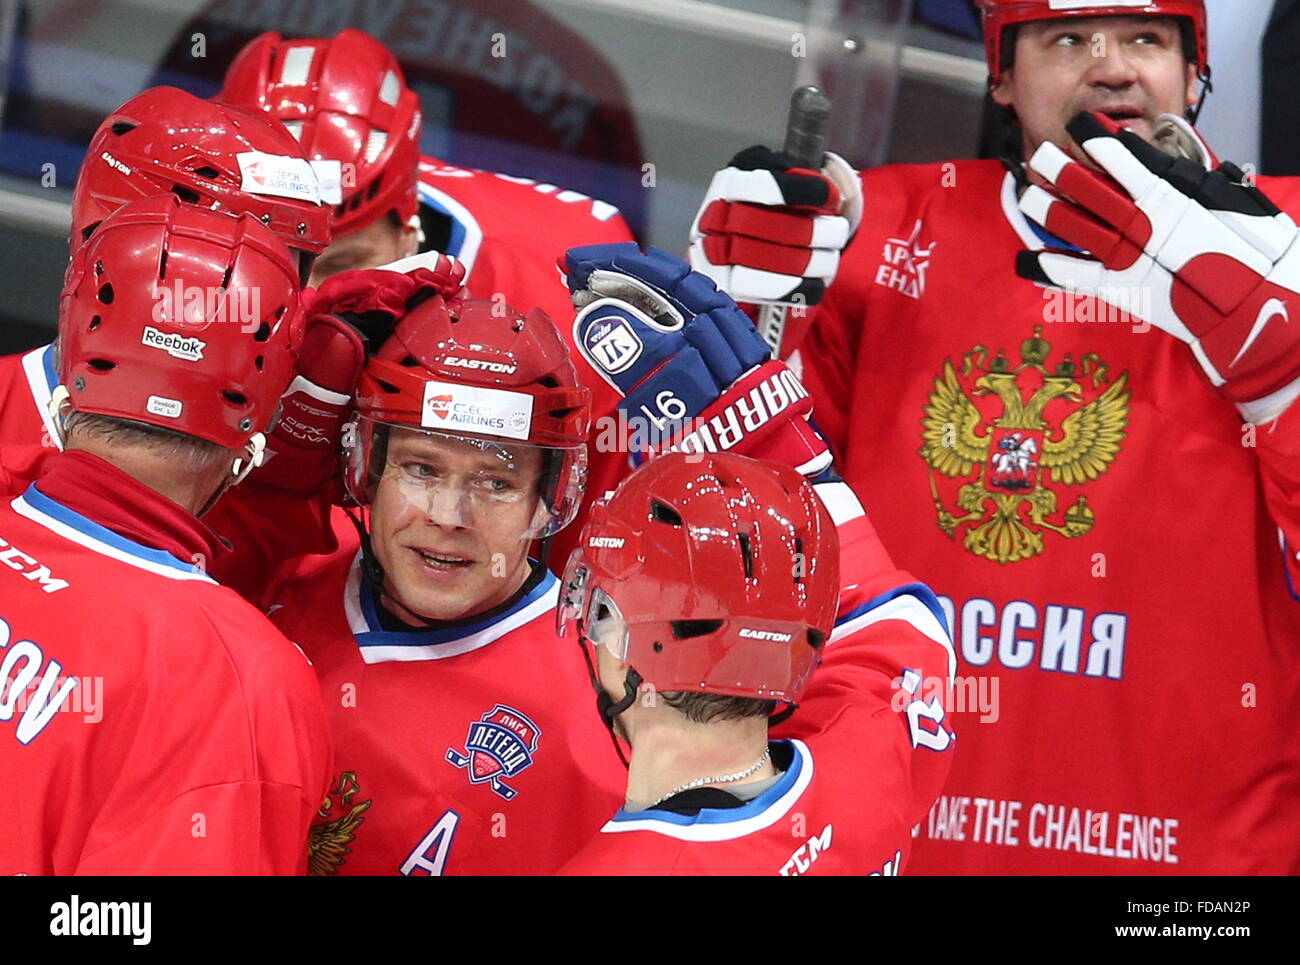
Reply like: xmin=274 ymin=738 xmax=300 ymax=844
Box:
xmin=0 ymin=344 xmax=58 ymax=454
xmin=262 ymin=530 xmax=626 ymax=876
xmin=794 ymin=159 xmax=1300 ymax=875
xmin=561 ymin=478 xmax=957 ymax=876
xmin=0 ymin=451 xmax=330 ymax=875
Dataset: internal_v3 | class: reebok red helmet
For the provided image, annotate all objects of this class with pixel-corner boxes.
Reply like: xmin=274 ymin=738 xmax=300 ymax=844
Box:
xmin=71 ymin=86 xmax=330 ymax=281
xmin=220 ymin=29 xmax=422 ymax=237
xmin=58 ymin=194 xmax=304 ymax=454
xmin=345 ymin=296 xmax=592 ymax=537
xmin=976 ymin=0 xmax=1208 ymax=85
xmin=558 ymin=452 xmax=839 ymax=704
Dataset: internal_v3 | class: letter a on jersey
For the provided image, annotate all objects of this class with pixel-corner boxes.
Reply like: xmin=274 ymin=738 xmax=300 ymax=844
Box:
xmin=445 ymin=704 xmax=541 ymax=801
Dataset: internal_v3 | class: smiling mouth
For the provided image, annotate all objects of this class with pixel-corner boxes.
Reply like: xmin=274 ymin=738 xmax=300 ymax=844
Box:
xmin=411 ymin=548 xmax=474 ymax=571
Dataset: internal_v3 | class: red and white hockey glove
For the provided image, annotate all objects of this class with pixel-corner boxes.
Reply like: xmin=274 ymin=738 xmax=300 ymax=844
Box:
xmin=1017 ymin=111 xmax=1300 ymax=423
xmin=562 ymin=243 xmax=833 ymax=476
xmin=255 ymin=254 xmax=465 ymax=497
xmin=689 ymin=145 xmax=863 ymax=308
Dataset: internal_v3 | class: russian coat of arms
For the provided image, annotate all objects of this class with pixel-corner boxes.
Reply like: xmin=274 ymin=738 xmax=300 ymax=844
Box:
xmin=919 ymin=326 xmax=1131 ymax=564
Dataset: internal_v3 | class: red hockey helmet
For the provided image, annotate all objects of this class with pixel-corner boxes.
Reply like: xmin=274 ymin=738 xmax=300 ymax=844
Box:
xmin=219 ymin=30 xmax=422 ymax=237
xmin=557 ymin=452 xmax=839 ymax=704
xmin=58 ymin=194 xmax=304 ymax=458
xmin=976 ymin=0 xmax=1208 ymax=85
xmin=71 ymin=86 xmax=330 ymax=282
xmin=345 ymin=296 xmax=592 ymax=537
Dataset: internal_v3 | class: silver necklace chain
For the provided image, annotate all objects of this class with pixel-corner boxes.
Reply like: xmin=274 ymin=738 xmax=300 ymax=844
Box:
xmin=650 ymin=746 xmax=772 ymax=808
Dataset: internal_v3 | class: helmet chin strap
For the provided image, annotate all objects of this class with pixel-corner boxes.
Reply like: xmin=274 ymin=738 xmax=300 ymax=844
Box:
xmin=1186 ymin=65 xmax=1214 ymax=127
xmin=197 ymin=432 xmax=267 ymax=518
xmin=577 ymin=633 xmax=641 ymax=769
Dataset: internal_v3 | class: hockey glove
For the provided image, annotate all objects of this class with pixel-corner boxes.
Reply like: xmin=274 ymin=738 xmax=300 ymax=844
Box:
xmin=689 ymin=145 xmax=862 ymax=307
xmin=1017 ymin=111 xmax=1300 ymax=423
xmin=255 ymin=254 xmax=465 ymax=497
xmin=562 ymin=242 xmax=832 ymax=476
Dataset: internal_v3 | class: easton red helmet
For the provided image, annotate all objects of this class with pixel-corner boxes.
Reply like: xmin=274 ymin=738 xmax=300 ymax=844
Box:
xmin=71 ymin=86 xmax=330 ymax=281
xmin=558 ymin=452 xmax=839 ymax=704
xmin=58 ymin=194 xmax=304 ymax=456
xmin=976 ymin=0 xmax=1208 ymax=86
xmin=220 ymin=29 xmax=422 ymax=237
xmin=345 ymin=296 xmax=592 ymax=536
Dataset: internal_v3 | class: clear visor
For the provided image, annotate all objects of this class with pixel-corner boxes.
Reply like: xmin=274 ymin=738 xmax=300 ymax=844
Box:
xmin=557 ymin=551 xmax=629 ymax=661
xmin=345 ymin=415 xmax=586 ymax=539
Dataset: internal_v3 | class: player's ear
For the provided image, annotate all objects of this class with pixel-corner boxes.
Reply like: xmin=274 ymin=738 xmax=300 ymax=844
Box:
xmin=990 ymin=72 xmax=1014 ymax=110
xmin=1184 ymin=61 xmax=1199 ymax=113
xmin=401 ymin=224 xmax=420 ymax=258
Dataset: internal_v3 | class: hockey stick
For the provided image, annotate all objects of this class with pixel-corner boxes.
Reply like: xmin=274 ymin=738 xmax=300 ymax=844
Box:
xmin=755 ymin=85 xmax=833 ymax=358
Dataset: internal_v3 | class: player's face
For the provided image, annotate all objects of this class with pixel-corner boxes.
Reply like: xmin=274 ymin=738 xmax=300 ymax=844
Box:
xmin=992 ymin=16 xmax=1198 ymax=163
xmin=370 ymin=428 xmax=546 ymax=623
xmin=307 ymin=213 xmax=418 ymax=286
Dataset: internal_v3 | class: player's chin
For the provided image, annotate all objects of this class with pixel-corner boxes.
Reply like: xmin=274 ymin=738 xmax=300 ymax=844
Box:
xmin=396 ymin=559 xmax=484 ymax=621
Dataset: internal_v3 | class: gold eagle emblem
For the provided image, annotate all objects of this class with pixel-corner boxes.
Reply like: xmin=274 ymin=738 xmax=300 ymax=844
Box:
xmin=308 ymin=771 xmax=372 ymax=877
xmin=919 ymin=326 xmax=1130 ymax=564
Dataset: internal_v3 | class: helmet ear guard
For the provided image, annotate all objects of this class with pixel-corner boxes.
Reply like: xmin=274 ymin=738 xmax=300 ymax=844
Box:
xmin=47 ymin=384 xmax=72 ymax=449
xmin=230 ymin=432 xmax=267 ymax=483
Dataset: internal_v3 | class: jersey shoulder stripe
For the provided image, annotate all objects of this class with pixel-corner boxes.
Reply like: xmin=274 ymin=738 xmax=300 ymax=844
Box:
xmin=12 ymin=484 xmax=215 ymax=583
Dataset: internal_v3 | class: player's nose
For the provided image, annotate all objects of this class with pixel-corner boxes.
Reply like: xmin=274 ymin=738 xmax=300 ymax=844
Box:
xmin=1084 ymin=32 xmax=1140 ymax=87
xmin=418 ymin=481 xmax=475 ymax=528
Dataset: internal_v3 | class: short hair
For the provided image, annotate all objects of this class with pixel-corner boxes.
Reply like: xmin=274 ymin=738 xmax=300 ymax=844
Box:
xmin=659 ymin=690 xmax=776 ymax=724
xmin=64 ymin=410 xmax=228 ymax=474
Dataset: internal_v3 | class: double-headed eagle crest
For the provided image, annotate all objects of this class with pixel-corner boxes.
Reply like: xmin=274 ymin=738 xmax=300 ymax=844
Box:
xmin=920 ymin=326 xmax=1130 ymax=564
xmin=308 ymin=771 xmax=372 ymax=877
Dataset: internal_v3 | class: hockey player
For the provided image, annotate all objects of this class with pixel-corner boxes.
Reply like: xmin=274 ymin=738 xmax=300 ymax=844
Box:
xmin=557 ymin=452 xmax=952 ymax=876
xmin=0 ymin=86 xmax=331 ymax=453
xmin=690 ymin=0 xmax=1300 ymax=873
xmin=260 ymin=293 xmax=627 ymax=876
xmin=219 ymin=29 xmax=637 ymax=559
xmin=0 ymin=195 xmax=330 ymax=875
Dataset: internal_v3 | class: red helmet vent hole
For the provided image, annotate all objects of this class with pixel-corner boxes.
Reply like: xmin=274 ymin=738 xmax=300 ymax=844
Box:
xmin=377 ymin=379 xmax=401 ymax=394
xmin=223 ymin=390 xmax=248 ymax=407
xmin=399 ymin=355 xmax=419 ymax=367
xmin=110 ymin=121 xmax=136 ymax=136
xmin=171 ymin=185 xmax=201 ymax=204
xmin=737 ymin=532 xmax=754 ymax=579
xmin=252 ymin=322 xmax=272 ymax=342
xmin=194 ymin=166 xmax=221 ymax=180
xmin=254 ymin=355 xmax=264 ymax=372
xmin=650 ymin=500 xmax=682 ymax=527
xmin=88 ymin=315 xmax=101 ymax=332
xmin=87 ymin=358 xmax=115 ymax=372
xmin=97 ymin=283 xmax=114 ymax=305
xmin=537 ymin=375 xmax=560 ymax=388
xmin=671 ymin=620 xmax=722 ymax=639
xmin=807 ymin=629 xmax=826 ymax=651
